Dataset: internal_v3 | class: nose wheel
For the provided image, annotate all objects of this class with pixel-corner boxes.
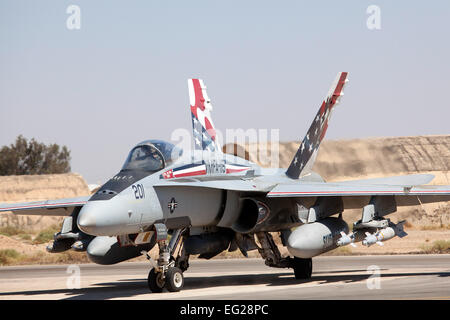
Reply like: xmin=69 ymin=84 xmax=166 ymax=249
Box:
xmin=147 ymin=268 xmax=165 ymax=293
xmin=144 ymin=226 xmax=189 ymax=293
xmin=165 ymin=267 xmax=184 ymax=292
xmin=148 ymin=266 xmax=184 ymax=293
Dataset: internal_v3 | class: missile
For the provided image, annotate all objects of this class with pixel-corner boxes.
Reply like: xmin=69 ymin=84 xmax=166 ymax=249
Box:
xmin=361 ymin=220 xmax=408 ymax=247
xmin=362 ymin=232 xmax=382 ymax=247
xmin=362 ymin=227 xmax=396 ymax=247
xmin=336 ymin=231 xmax=357 ymax=247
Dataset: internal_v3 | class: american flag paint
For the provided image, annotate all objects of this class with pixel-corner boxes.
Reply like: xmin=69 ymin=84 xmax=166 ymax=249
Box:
xmin=160 ymin=161 xmax=251 ymax=180
xmin=189 ymin=79 xmax=219 ymax=152
xmin=286 ymin=72 xmax=348 ymax=179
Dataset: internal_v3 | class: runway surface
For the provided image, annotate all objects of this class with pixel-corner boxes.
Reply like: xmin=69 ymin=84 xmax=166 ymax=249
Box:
xmin=0 ymin=254 xmax=449 ymax=300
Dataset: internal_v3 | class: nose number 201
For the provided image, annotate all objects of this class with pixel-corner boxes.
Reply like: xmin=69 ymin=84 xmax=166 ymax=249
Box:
xmin=132 ymin=184 xmax=145 ymax=199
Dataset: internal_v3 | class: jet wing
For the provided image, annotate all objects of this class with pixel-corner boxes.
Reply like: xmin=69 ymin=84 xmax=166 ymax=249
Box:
xmin=334 ymin=174 xmax=436 ymax=186
xmin=267 ymin=173 xmax=449 ymax=197
xmin=266 ymin=182 xmax=450 ymax=197
xmin=267 ymin=182 xmax=450 ymax=213
xmin=0 ymin=196 xmax=89 ymax=216
xmin=154 ymin=179 xmax=274 ymax=193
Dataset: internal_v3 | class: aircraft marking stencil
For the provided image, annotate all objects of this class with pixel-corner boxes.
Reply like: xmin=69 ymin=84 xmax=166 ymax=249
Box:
xmin=161 ymin=161 xmax=252 ymax=180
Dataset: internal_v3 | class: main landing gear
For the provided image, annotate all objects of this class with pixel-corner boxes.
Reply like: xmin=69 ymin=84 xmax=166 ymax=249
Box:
xmin=291 ymin=256 xmax=312 ymax=279
xmin=255 ymin=232 xmax=312 ymax=280
xmin=143 ymin=226 xmax=189 ymax=293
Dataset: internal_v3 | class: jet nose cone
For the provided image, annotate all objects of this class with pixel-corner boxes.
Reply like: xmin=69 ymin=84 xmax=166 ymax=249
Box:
xmin=77 ymin=207 xmax=97 ymax=235
xmin=76 ymin=200 xmax=130 ymax=236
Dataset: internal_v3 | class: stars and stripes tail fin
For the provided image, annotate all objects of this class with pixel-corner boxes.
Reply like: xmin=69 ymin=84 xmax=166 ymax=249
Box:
xmin=286 ymin=72 xmax=349 ymax=179
xmin=188 ymin=79 xmax=221 ymax=153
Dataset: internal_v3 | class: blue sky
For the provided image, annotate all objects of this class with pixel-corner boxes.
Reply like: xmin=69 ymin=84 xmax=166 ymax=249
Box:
xmin=1 ymin=1 xmax=449 ymax=184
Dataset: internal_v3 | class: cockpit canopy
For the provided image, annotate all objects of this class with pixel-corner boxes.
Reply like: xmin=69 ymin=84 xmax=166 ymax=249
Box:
xmin=121 ymin=140 xmax=182 ymax=172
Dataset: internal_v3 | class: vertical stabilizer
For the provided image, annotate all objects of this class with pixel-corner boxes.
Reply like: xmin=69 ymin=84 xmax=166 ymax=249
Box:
xmin=188 ymin=79 xmax=221 ymax=152
xmin=286 ymin=72 xmax=348 ymax=179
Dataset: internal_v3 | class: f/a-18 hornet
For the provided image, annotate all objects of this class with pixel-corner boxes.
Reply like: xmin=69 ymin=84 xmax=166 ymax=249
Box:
xmin=2 ymin=72 xmax=450 ymax=292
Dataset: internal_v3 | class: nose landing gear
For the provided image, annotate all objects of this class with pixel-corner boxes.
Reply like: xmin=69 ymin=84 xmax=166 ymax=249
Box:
xmin=147 ymin=268 xmax=166 ymax=293
xmin=148 ymin=265 xmax=185 ymax=293
xmin=165 ymin=267 xmax=185 ymax=292
xmin=143 ymin=226 xmax=189 ymax=293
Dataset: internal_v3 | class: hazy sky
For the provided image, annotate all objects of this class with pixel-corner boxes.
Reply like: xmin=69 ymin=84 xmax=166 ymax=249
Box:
xmin=1 ymin=1 xmax=449 ymax=184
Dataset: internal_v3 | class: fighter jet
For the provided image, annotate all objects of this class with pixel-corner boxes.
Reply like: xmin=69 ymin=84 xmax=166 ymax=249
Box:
xmin=1 ymin=72 xmax=449 ymax=293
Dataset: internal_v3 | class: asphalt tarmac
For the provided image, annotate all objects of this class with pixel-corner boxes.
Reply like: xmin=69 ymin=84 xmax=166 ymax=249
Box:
xmin=0 ymin=254 xmax=449 ymax=300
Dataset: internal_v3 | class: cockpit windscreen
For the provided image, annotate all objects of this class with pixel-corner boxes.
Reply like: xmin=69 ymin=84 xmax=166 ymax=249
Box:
xmin=121 ymin=140 xmax=182 ymax=173
xmin=121 ymin=145 xmax=164 ymax=172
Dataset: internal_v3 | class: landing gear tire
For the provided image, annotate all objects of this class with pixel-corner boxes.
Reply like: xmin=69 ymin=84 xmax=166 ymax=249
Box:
xmin=165 ymin=267 xmax=184 ymax=292
xmin=292 ymin=257 xmax=312 ymax=279
xmin=148 ymin=268 xmax=165 ymax=293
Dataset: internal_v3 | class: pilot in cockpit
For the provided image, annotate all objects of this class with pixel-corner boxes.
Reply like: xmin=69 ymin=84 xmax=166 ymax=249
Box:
xmin=124 ymin=145 xmax=164 ymax=172
xmin=121 ymin=140 xmax=181 ymax=173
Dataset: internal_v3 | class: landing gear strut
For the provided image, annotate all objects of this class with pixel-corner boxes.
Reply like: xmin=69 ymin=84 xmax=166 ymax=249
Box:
xmin=144 ymin=226 xmax=189 ymax=293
